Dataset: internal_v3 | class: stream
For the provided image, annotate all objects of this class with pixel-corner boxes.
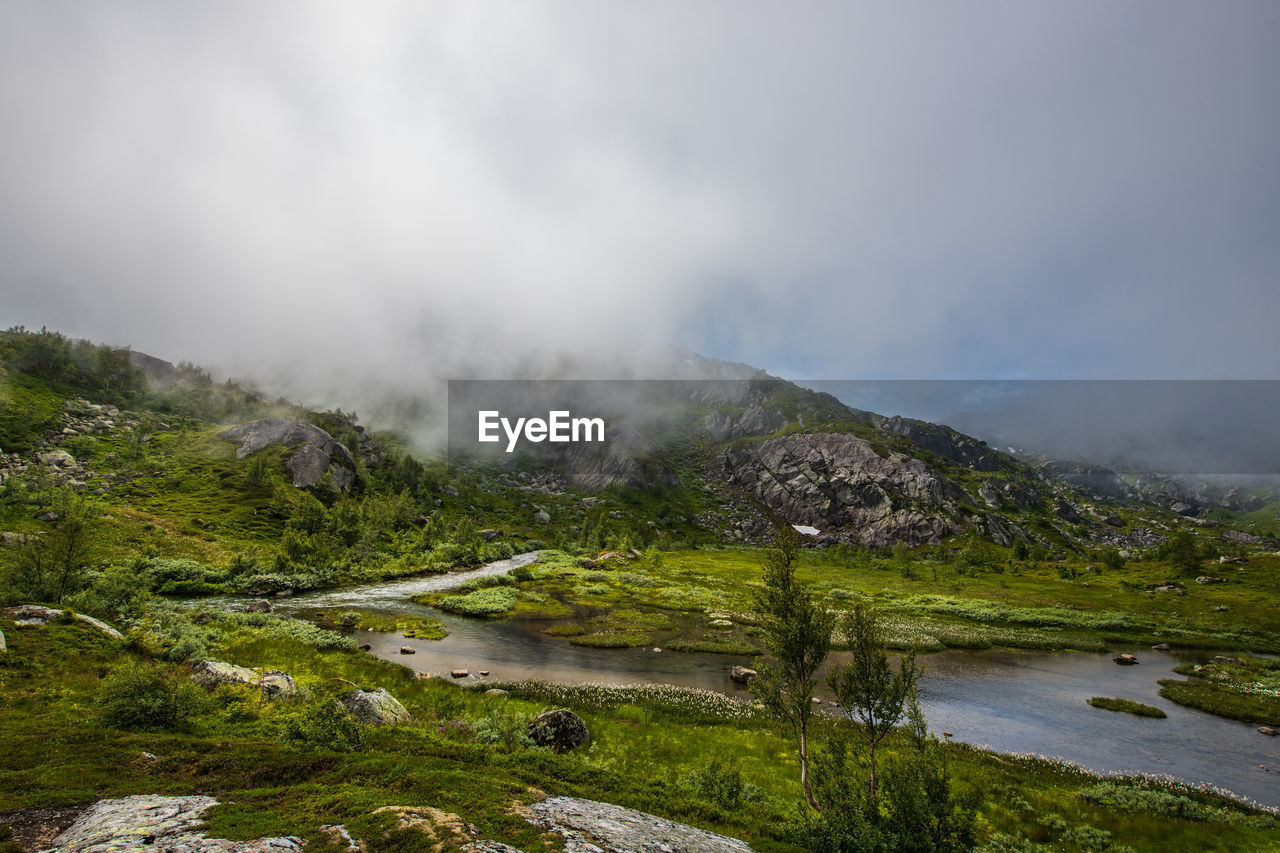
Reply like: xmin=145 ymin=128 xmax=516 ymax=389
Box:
xmin=191 ymin=552 xmax=1280 ymax=808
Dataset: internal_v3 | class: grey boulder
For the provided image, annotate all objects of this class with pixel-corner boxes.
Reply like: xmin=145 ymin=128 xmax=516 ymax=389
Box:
xmin=340 ymin=688 xmax=410 ymax=725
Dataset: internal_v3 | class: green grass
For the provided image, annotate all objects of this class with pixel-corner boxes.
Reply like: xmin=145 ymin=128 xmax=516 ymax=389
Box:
xmin=471 ymin=547 xmax=1280 ymax=657
xmin=1159 ymin=679 xmax=1280 ymax=725
xmin=435 ymin=587 xmax=517 ymax=616
xmin=300 ymin=608 xmax=448 ymax=640
xmin=1158 ymin=656 xmax=1280 ymax=725
xmin=567 ymin=631 xmax=652 ymax=648
xmin=665 ymin=637 xmax=760 ymax=655
xmin=3 ymin=615 xmax=1278 ymax=853
xmin=1087 ymin=697 xmax=1168 ymax=718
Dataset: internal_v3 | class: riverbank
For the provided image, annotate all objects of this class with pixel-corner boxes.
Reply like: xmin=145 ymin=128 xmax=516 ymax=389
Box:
xmin=2 ymin=611 xmax=1278 ymax=853
xmin=400 ymin=547 xmax=1280 ymax=656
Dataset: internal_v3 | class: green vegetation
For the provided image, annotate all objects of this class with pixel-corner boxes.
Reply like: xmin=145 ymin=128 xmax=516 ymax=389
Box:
xmin=436 ymin=587 xmax=518 ymax=616
xmin=1157 ymin=656 xmax=1280 ymax=725
xmin=1158 ymin=679 xmax=1275 ymax=725
xmin=96 ymin=660 xmax=209 ymax=731
xmin=302 ymin=608 xmax=448 ymax=640
xmin=1087 ymin=697 xmax=1168 ymax=718
xmin=3 ymin=590 xmax=1279 ymax=851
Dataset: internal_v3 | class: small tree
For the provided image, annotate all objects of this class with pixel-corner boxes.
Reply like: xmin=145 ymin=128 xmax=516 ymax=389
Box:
xmin=97 ymin=660 xmax=207 ymax=731
xmin=881 ymin=693 xmax=978 ymax=852
xmin=1167 ymin=529 xmax=1203 ymax=574
xmin=10 ymin=492 xmax=98 ymax=603
xmin=752 ymin=526 xmax=834 ymax=809
xmin=827 ymin=603 xmax=920 ymax=802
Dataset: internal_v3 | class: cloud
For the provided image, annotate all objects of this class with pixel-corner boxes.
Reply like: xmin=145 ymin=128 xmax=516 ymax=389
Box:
xmin=2 ymin=1 xmax=1277 ymax=413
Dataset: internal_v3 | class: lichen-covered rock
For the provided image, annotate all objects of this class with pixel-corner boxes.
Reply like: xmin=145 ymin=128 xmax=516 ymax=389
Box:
xmin=529 ymin=796 xmax=754 ymax=853
xmin=528 ymin=709 xmax=589 ymax=752
xmin=3 ymin=605 xmax=123 ymax=639
xmin=189 ymin=660 xmax=297 ymax=699
xmin=39 ymin=449 xmax=76 ymax=468
xmin=341 ymin=688 xmax=410 ymax=725
xmin=258 ymin=671 xmax=298 ymax=699
xmin=730 ymin=666 xmax=757 ymax=684
xmin=38 ymin=794 xmax=302 ymax=853
xmin=190 ymin=659 xmax=259 ymax=688
xmin=218 ymin=419 xmax=357 ymax=490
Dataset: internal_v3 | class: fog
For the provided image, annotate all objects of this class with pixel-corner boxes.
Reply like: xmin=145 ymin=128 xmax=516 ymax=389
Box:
xmin=2 ymin=3 xmax=1278 ymax=424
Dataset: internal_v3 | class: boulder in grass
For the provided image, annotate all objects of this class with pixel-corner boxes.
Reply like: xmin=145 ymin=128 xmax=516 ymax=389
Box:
xmin=190 ymin=660 xmax=297 ymax=699
xmin=191 ymin=659 xmax=259 ymax=688
xmin=341 ymin=688 xmax=410 ymax=726
xmin=259 ymin=671 xmax=297 ymax=699
xmin=528 ymin=709 xmax=589 ymax=752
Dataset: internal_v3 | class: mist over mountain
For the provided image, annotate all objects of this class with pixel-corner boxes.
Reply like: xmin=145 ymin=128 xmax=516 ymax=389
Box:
xmin=803 ymin=380 xmax=1280 ymax=480
xmin=4 ymin=3 xmax=1279 ymax=398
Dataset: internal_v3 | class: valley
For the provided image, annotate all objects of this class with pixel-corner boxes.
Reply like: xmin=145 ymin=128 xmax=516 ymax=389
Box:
xmin=2 ymin=327 xmax=1279 ymax=852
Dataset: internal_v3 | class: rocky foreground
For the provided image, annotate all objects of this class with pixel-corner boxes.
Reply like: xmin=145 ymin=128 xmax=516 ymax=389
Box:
xmin=36 ymin=794 xmax=754 ymax=853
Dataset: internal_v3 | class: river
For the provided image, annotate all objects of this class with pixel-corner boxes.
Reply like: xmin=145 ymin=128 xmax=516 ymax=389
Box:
xmin=192 ymin=552 xmax=1280 ymax=808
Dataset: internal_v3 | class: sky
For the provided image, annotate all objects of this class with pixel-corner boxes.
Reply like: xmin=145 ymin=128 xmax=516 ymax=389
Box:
xmin=2 ymin=1 xmax=1278 ymax=409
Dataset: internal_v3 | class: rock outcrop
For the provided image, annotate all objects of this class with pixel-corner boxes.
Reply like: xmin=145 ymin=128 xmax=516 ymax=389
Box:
xmin=219 ymin=419 xmax=357 ymax=489
xmin=875 ymin=415 xmax=1006 ymax=472
xmin=4 ymin=605 xmax=122 ymax=639
xmin=528 ymin=796 xmax=754 ymax=853
xmin=722 ymin=433 xmax=970 ymax=546
xmin=38 ymin=795 xmax=301 ymax=853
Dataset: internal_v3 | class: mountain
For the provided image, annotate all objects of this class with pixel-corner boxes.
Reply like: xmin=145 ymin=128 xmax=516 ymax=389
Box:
xmin=2 ymin=326 xmax=1274 ymax=587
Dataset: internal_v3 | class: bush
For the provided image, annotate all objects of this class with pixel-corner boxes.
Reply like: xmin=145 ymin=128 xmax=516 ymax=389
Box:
xmin=282 ymin=693 xmax=365 ymax=753
xmin=96 ymin=660 xmax=207 ymax=731
xmin=684 ymin=757 xmax=760 ymax=809
xmin=130 ymin=607 xmax=213 ymax=662
xmin=472 ymin=709 xmax=536 ymax=752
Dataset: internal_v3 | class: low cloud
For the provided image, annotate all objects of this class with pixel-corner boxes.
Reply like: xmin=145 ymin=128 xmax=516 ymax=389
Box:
xmin=2 ymin=2 xmax=1276 ymax=420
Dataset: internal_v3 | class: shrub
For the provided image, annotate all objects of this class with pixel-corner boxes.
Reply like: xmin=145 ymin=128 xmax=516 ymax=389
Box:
xmin=472 ymin=709 xmax=536 ymax=752
xmin=684 ymin=757 xmax=760 ymax=809
xmin=96 ymin=660 xmax=207 ymax=731
xmin=130 ymin=607 xmax=213 ymax=662
xmin=282 ymin=693 xmax=365 ymax=753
